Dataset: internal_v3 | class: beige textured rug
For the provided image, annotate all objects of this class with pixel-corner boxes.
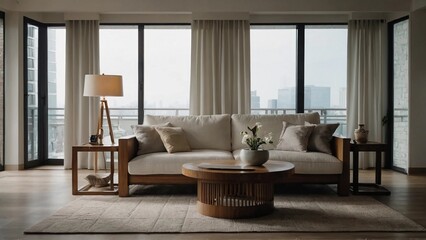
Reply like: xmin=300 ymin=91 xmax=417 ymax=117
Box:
xmin=25 ymin=185 xmax=425 ymax=234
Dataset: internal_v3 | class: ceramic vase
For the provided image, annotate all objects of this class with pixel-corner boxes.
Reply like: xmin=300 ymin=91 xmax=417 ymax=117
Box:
xmin=240 ymin=149 xmax=269 ymax=166
xmin=354 ymin=124 xmax=369 ymax=143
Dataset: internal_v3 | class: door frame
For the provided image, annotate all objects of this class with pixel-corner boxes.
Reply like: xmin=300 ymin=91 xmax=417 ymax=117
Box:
xmin=23 ymin=17 xmax=48 ymax=169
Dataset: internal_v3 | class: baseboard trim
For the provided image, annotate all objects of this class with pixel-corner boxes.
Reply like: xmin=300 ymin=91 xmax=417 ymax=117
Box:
xmin=5 ymin=164 xmax=25 ymax=170
xmin=392 ymin=166 xmax=407 ymax=174
xmin=408 ymin=168 xmax=426 ymax=175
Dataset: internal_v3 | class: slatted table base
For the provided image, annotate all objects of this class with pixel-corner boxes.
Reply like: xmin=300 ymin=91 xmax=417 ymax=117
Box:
xmin=197 ymin=180 xmax=274 ymax=219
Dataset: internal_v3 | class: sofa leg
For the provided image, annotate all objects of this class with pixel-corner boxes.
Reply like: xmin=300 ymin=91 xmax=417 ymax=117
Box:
xmin=119 ymin=184 xmax=129 ymax=197
xmin=337 ymin=178 xmax=350 ymax=196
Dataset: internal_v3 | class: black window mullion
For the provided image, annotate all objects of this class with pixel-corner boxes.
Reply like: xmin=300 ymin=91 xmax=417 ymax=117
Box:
xmin=138 ymin=24 xmax=144 ymax=124
xmin=296 ymin=24 xmax=305 ymax=113
xmin=38 ymin=24 xmax=48 ymax=165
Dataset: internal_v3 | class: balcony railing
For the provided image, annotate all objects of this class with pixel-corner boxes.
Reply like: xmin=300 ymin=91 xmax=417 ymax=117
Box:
xmin=41 ymin=107 xmax=351 ymax=159
xmin=26 ymin=106 xmax=409 ymax=161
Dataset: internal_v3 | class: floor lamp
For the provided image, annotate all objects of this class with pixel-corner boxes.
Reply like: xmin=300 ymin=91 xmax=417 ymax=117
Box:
xmin=83 ymin=74 xmax=123 ymax=145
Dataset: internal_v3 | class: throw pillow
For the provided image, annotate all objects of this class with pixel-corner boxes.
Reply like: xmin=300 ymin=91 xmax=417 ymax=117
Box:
xmin=155 ymin=126 xmax=191 ymax=153
xmin=276 ymin=121 xmax=314 ymax=152
xmin=305 ymin=122 xmax=339 ymax=154
xmin=132 ymin=122 xmax=171 ymax=155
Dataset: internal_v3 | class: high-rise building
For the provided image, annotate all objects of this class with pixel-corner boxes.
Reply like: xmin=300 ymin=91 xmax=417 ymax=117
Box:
xmin=251 ymin=91 xmax=260 ymax=109
xmin=305 ymin=85 xmax=330 ymax=109
xmin=277 ymin=86 xmax=331 ymax=109
xmin=277 ymin=87 xmax=295 ymax=108
xmin=47 ymin=29 xmax=58 ymax=108
xmin=268 ymin=99 xmax=277 ymax=109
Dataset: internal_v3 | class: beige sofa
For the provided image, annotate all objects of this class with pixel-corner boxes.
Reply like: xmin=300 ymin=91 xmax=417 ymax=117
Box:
xmin=118 ymin=113 xmax=350 ymax=197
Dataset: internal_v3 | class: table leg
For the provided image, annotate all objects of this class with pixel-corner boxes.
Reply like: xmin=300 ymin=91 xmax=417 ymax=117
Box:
xmin=94 ymin=152 xmax=98 ymax=173
xmin=375 ymin=150 xmax=381 ymax=185
xmin=110 ymin=151 xmax=114 ymax=190
xmin=352 ymin=150 xmax=359 ymax=193
xmin=72 ymin=148 xmax=78 ymax=195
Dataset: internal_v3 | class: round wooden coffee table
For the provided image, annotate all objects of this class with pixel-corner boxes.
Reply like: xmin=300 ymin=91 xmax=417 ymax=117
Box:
xmin=182 ymin=160 xmax=294 ymax=219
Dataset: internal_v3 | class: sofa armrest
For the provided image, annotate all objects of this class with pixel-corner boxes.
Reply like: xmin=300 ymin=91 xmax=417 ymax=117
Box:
xmin=331 ymin=136 xmax=351 ymax=196
xmin=118 ymin=135 xmax=138 ymax=197
xmin=119 ymin=135 xmax=138 ymax=162
xmin=331 ymin=136 xmax=350 ymax=162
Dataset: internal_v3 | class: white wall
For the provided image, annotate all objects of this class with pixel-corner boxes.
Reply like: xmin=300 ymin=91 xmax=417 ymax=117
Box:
xmin=409 ymin=8 xmax=426 ymax=170
xmin=4 ymin=12 xmax=24 ymax=170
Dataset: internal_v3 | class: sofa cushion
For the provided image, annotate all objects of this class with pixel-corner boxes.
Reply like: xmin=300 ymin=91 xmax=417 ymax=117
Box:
xmin=144 ymin=114 xmax=231 ymax=151
xmin=132 ymin=123 xmax=171 ymax=155
xmin=128 ymin=150 xmax=234 ymax=175
xmin=305 ymin=122 xmax=339 ymax=154
xmin=155 ymin=126 xmax=191 ymax=153
xmin=231 ymin=113 xmax=320 ymax=151
xmin=233 ymin=149 xmax=342 ymax=174
xmin=276 ymin=122 xmax=314 ymax=152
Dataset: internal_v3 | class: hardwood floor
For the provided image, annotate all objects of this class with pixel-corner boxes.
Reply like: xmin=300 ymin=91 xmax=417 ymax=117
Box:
xmin=0 ymin=168 xmax=425 ymax=240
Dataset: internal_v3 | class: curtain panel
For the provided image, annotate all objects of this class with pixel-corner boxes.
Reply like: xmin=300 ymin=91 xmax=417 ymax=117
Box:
xmin=347 ymin=20 xmax=387 ymax=168
xmin=63 ymin=20 xmax=100 ymax=169
xmin=190 ymin=20 xmax=251 ymax=115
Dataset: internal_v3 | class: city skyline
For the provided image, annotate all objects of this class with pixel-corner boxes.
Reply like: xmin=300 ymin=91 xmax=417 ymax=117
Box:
xmin=252 ymin=86 xmax=347 ymax=109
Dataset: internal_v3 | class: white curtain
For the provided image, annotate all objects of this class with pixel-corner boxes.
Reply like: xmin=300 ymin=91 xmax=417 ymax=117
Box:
xmin=347 ymin=20 xmax=387 ymax=168
xmin=190 ymin=20 xmax=251 ymax=115
xmin=63 ymin=20 xmax=100 ymax=169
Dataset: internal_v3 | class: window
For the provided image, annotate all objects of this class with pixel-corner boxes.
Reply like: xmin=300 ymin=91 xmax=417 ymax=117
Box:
xmin=100 ymin=26 xmax=138 ymax=140
xmin=143 ymin=26 xmax=191 ymax=116
xmin=0 ymin=12 xmax=4 ymax=171
xmin=250 ymin=24 xmax=348 ymax=135
xmin=304 ymin=25 xmax=348 ymax=135
xmin=250 ymin=26 xmax=297 ymax=114
xmin=47 ymin=27 xmax=65 ymax=159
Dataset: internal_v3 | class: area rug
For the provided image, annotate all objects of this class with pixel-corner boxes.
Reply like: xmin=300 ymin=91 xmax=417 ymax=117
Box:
xmin=25 ymin=186 xmax=425 ymax=233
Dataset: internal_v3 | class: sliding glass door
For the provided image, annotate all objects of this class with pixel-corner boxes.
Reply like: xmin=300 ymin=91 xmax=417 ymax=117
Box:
xmin=389 ymin=17 xmax=409 ymax=172
xmin=24 ymin=18 xmax=66 ymax=168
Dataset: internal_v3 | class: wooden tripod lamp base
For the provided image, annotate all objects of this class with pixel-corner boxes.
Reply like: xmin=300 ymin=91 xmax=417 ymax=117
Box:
xmin=97 ymin=98 xmax=115 ymax=145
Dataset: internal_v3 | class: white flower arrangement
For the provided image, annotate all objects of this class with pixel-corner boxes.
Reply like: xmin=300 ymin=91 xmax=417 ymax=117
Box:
xmin=240 ymin=122 xmax=273 ymax=150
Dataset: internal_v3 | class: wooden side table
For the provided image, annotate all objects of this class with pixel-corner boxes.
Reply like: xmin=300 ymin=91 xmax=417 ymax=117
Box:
xmin=72 ymin=143 xmax=119 ymax=195
xmin=350 ymin=141 xmax=390 ymax=195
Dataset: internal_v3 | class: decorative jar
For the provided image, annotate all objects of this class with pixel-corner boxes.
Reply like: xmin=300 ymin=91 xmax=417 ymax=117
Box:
xmin=354 ymin=124 xmax=369 ymax=143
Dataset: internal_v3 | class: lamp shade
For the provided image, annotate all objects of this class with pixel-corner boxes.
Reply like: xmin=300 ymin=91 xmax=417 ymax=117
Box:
xmin=83 ymin=74 xmax=123 ymax=97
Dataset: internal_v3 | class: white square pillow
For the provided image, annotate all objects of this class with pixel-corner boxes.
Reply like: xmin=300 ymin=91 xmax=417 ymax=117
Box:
xmin=276 ymin=121 xmax=314 ymax=152
xmin=155 ymin=126 xmax=191 ymax=153
xmin=305 ymin=122 xmax=339 ymax=154
xmin=132 ymin=122 xmax=171 ymax=155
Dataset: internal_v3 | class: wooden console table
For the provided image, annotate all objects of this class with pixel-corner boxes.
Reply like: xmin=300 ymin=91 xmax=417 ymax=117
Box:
xmin=350 ymin=141 xmax=390 ymax=195
xmin=72 ymin=143 xmax=118 ymax=195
